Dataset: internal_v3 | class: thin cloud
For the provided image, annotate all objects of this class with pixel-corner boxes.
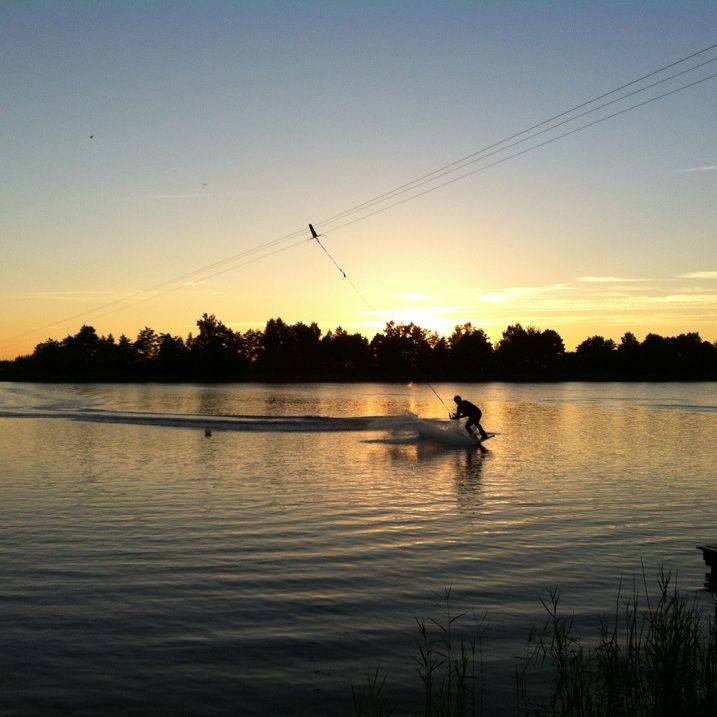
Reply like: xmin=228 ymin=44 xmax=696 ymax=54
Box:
xmin=577 ymin=276 xmax=644 ymax=283
xmin=679 ymin=271 xmax=717 ymax=279
xmin=477 ymin=284 xmax=570 ymax=303
xmin=451 ymin=283 xmax=569 ymax=296
xmin=649 ymin=292 xmax=717 ymax=305
xmin=358 ymin=305 xmax=468 ymax=317
xmin=681 ymin=165 xmax=717 ymax=173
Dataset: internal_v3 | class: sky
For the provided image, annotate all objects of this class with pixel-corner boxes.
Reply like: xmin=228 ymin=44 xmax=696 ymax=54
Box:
xmin=2 ymin=1 xmax=716 ymax=359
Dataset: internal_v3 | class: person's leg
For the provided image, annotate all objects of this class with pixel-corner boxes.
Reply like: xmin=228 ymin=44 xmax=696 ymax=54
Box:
xmin=474 ymin=410 xmax=488 ymax=439
xmin=464 ymin=419 xmax=475 ymax=436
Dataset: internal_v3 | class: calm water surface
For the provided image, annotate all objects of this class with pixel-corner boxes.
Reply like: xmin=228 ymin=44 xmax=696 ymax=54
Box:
xmin=1 ymin=382 xmax=716 ymax=715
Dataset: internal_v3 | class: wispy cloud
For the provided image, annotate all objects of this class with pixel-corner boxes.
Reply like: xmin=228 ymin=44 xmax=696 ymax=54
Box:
xmin=358 ymin=305 xmax=468 ymax=317
xmin=332 ymin=276 xmax=717 ymax=348
xmin=681 ymin=165 xmax=717 ymax=173
xmin=476 ymin=284 xmax=570 ymax=303
xmin=648 ymin=293 xmax=717 ymax=305
xmin=342 ymin=277 xmax=717 ymax=343
xmin=577 ymin=276 xmax=644 ymax=283
xmin=679 ymin=271 xmax=717 ymax=280
xmin=453 ymin=281 xmax=717 ymax=321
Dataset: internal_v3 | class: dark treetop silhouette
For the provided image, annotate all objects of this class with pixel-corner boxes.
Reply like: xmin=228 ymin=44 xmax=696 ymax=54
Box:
xmin=1 ymin=314 xmax=716 ymax=382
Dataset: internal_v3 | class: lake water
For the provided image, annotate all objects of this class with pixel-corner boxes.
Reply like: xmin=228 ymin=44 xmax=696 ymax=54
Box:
xmin=1 ymin=381 xmax=716 ymax=715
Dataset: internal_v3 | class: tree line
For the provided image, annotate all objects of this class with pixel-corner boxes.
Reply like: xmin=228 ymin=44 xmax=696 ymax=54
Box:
xmin=1 ymin=313 xmax=716 ymax=382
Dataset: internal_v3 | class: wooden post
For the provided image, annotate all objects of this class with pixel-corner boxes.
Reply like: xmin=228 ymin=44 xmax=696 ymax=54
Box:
xmin=697 ymin=544 xmax=717 ymax=591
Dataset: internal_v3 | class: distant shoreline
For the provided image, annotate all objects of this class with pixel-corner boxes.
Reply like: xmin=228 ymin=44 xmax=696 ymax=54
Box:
xmin=2 ymin=377 xmax=717 ymax=385
xmin=2 ymin=315 xmax=716 ymax=383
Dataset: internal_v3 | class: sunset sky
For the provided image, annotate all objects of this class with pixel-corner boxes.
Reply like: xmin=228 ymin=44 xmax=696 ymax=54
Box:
xmin=2 ymin=1 xmax=716 ymax=359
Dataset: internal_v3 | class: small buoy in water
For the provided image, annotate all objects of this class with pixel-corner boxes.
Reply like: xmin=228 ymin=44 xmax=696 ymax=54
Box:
xmin=204 ymin=428 xmax=212 ymax=437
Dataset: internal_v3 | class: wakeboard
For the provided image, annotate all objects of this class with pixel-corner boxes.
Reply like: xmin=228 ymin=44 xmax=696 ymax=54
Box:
xmin=470 ymin=426 xmax=495 ymax=442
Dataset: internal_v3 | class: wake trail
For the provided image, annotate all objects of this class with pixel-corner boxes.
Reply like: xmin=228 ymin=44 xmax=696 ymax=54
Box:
xmin=0 ymin=407 xmax=488 ymax=447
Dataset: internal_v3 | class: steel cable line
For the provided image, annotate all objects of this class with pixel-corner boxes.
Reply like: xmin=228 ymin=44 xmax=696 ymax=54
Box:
xmin=0 ymin=228 xmax=309 ymax=346
xmin=309 ymin=43 xmax=717 ymax=231
xmin=312 ymin=56 xmax=717 ymax=234
xmin=308 ymin=224 xmax=370 ymax=307
xmin=130 ymin=226 xmax=309 ymax=293
xmin=127 ymin=52 xmax=717 ymax=303
xmin=26 ymin=239 xmax=312 ymax=332
xmin=3 ymin=45 xmax=715 ymax=349
xmin=6 ymin=71 xmax=716 ymax=348
xmin=92 ymin=238 xmax=311 ymax=327
xmin=313 ymin=237 xmax=370 ymax=306
xmin=323 ymin=72 xmax=717 ymax=234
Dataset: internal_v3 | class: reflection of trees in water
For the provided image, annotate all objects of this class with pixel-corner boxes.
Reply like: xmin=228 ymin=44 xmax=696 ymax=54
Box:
xmin=196 ymin=386 xmax=230 ymax=416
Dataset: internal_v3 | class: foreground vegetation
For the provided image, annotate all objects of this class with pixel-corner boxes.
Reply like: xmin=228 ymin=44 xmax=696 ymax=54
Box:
xmin=2 ymin=313 xmax=716 ymax=382
xmin=352 ymin=575 xmax=717 ymax=716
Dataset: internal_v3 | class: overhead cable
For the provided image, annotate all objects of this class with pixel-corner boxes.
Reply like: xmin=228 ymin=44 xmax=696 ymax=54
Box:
xmin=2 ymin=43 xmax=715 ymax=349
xmin=324 ymin=71 xmax=717 ymax=234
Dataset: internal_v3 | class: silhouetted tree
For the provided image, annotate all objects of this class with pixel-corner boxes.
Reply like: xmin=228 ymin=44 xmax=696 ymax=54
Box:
xmin=448 ymin=323 xmax=493 ymax=378
xmin=155 ymin=333 xmax=188 ymax=377
xmin=614 ymin=332 xmax=640 ymax=378
xmin=133 ymin=327 xmax=161 ymax=364
xmin=31 ymin=338 xmax=64 ymax=371
xmin=289 ymin=321 xmax=322 ymax=375
xmin=494 ymin=323 xmax=565 ymax=379
xmin=5 ymin=313 xmax=716 ymax=382
xmin=189 ymin=313 xmax=245 ymax=378
xmin=370 ymin=322 xmax=434 ymax=379
xmin=639 ymin=331 xmax=715 ymax=379
xmin=574 ymin=335 xmax=617 ymax=378
xmin=430 ymin=336 xmax=450 ymax=378
xmin=322 ymin=327 xmax=371 ymax=377
xmin=117 ymin=334 xmax=133 ymax=357
xmin=670 ymin=332 xmax=715 ymax=378
xmin=258 ymin=318 xmax=291 ymax=374
xmin=255 ymin=318 xmax=323 ymax=378
xmin=62 ymin=325 xmax=103 ymax=369
xmin=240 ymin=329 xmax=264 ymax=367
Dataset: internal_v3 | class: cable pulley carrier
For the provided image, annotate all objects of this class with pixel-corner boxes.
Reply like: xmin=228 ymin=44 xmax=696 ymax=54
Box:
xmin=308 ymin=224 xmax=369 ymax=306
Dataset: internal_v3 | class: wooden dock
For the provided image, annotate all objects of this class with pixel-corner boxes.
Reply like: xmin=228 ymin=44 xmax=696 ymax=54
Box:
xmin=697 ymin=544 xmax=717 ymax=590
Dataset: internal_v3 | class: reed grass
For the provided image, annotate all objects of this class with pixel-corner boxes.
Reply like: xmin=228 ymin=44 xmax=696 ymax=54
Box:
xmin=517 ymin=568 xmax=717 ymax=717
xmin=352 ymin=572 xmax=717 ymax=717
xmin=352 ymin=667 xmax=395 ymax=717
xmin=414 ymin=587 xmax=487 ymax=717
xmin=353 ymin=586 xmax=487 ymax=717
